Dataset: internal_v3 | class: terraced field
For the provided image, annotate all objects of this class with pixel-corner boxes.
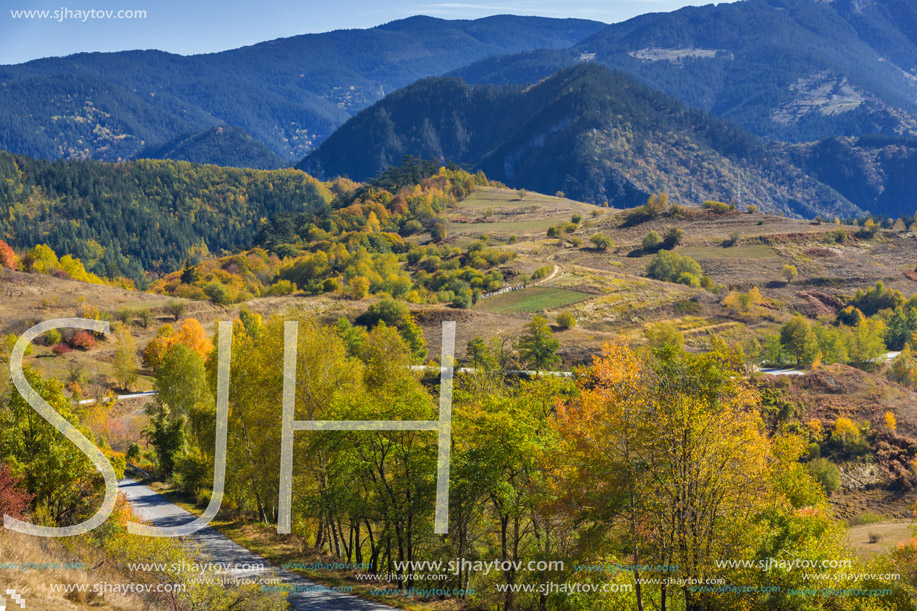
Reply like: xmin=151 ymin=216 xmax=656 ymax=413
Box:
xmin=476 ymin=286 xmax=593 ymax=315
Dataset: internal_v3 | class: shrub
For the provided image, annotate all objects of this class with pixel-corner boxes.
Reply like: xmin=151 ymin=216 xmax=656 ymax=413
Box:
xmin=451 ymin=285 xmax=473 ymax=308
xmin=556 ymin=311 xmax=576 ymax=330
xmin=532 ymin=265 xmax=553 ymax=281
xmin=137 ymin=309 xmax=153 ymax=328
xmin=702 ymin=200 xmax=732 ymax=214
xmin=69 ymin=330 xmax=95 ymax=351
xmin=348 ymin=276 xmax=370 ymax=300
xmin=51 ymin=342 xmax=71 ymax=355
xmin=359 ymin=299 xmax=410 ymax=328
xmin=826 ymin=228 xmax=849 ymax=244
xmin=0 ymin=463 xmax=33 ymax=520
xmin=43 ymin=328 xmax=62 ymax=345
xmin=401 ymin=219 xmax=423 ymax=235
xmin=722 ymin=231 xmax=740 ymax=247
xmin=571 ymin=214 xmax=582 ymax=224
xmin=662 ymin=227 xmax=683 ymax=249
xmin=590 ymin=234 xmax=613 ymax=250
xmin=266 ymin=279 xmax=296 ymax=296
xmin=645 ymin=193 xmax=669 ymax=217
xmin=642 ymin=231 xmax=661 ymax=251
xmin=166 ymin=301 xmax=187 ymax=321
xmin=430 ymin=222 xmax=448 ymax=243
xmin=203 ymin=281 xmax=231 ymax=305
xmin=645 ymin=322 xmax=683 ymax=350
xmin=807 ymin=458 xmax=841 ymax=494
xmin=646 ymin=250 xmax=702 ymax=283
xmin=677 ymin=272 xmax=701 ymax=288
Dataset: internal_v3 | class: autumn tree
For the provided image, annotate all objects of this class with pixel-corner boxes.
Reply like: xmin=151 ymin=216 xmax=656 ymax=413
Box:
xmin=780 ymin=264 xmax=799 ymax=283
xmin=0 ymin=462 xmax=32 ymax=519
xmin=0 ymin=240 xmax=17 ymax=269
xmin=644 ymin=321 xmax=683 ymax=350
xmin=113 ymin=324 xmax=140 ymax=390
xmin=556 ymin=341 xmax=772 ymax=611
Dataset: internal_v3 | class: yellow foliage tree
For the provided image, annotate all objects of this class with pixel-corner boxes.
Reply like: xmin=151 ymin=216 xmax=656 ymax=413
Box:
xmin=555 ymin=339 xmax=771 ymax=610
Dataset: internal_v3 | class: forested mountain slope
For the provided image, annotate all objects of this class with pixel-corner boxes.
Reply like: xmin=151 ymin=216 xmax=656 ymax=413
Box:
xmin=300 ymin=64 xmax=859 ymax=218
xmin=0 ymin=151 xmax=331 ymax=281
xmin=451 ymin=0 xmax=917 ymax=143
xmin=137 ymin=126 xmax=287 ymax=170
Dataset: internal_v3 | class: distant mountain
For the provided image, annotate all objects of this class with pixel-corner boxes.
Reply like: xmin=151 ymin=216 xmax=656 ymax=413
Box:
xmin=300 ymin=63 xmax=859 ymax=219
xmin=784 ymin=135 xmax=917 ymax=219
xmin=0 ymin=16 xmax=604 ymax=162
xmin=450 ymin=0 xmax=917 ymax=143
xmin=138 ymin=126 xmax=287 ymax=170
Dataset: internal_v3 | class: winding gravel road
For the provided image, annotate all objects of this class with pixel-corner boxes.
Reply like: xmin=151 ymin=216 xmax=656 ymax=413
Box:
xmin=118 ymin=479 xmax=394 ymax=611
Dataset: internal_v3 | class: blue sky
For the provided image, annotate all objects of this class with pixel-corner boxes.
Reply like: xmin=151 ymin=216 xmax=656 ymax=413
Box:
xmin=1 ymin=0 xmax=728 ymax=65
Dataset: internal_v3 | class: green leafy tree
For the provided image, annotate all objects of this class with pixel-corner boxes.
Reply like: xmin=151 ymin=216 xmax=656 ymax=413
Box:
xmin=780 ymin=316 xmax=819 ymax=367
xmin=0 ymin=368 xmax=107 ymax=525
xmin=642 ymin=231 xmax=661 ymax=251
xmin=646 ymin=250 xmax=702 ymax=283
xmin=466 ymin=337 xmax=495 ymax=370
xmin=849 ymin=317 xmax=886 ymax=365
xmin=516 ymin=316 xmax=560 ymax=370
xmin=590 ymin=233 xmax=613 ymax=250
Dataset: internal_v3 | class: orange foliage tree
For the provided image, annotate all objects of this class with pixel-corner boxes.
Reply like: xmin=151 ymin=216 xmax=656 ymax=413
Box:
xmin=143 ymin=318 xmax=213 ymax=369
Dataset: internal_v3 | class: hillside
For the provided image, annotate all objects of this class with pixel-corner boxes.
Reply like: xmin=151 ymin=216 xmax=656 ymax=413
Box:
xmin=136 ymin=125 xmax=287 ymax=170
xmin=784 ymin=135 xmax=917 ymax=219
xmin=299 ymin=64 xmax=859 ymax=218
xmin=0 ymin=151 xmax=331 ymax=281
xmin=0 ymin=16 xmax=604 ymax=162
xmin=452 ymin=0 xmax=917 ymax=143
xmin=7 ymin=177 xmax=917 ymax=607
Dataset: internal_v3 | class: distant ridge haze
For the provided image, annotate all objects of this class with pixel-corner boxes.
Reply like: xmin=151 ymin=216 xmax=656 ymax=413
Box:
xmin=0 ymin=15 xmax=604 ymax=161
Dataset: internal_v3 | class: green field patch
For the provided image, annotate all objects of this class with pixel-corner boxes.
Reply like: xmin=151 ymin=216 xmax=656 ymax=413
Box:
xmin=450 ymin=218 xmax=558 ymax=234
xmin=477 ymin=287 xmax=593 ymax=314
xmin=678 ymin=244 xmax=778 ymax=260
xmin=458 ymin=187 xmax=565 ymax=209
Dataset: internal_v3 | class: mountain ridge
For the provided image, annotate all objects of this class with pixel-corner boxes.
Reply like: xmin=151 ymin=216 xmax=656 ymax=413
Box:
xmin=0 ymin=16 xmax=604 ymax=162
xmin=450 ymin=0 xmax=917 ymax=143
xmin=300 ymin=63 xmax=860 ymax=219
